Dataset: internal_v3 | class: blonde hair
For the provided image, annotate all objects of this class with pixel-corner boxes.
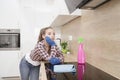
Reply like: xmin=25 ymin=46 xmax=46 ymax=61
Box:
xmin=37 ymin=27 xmax=53 ymax=43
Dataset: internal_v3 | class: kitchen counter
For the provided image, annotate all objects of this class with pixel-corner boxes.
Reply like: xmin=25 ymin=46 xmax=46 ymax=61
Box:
xmin=63 ymin=54 xmax=77 ymax=63
xmin=40 ymin=54 xmax=119 ymax=80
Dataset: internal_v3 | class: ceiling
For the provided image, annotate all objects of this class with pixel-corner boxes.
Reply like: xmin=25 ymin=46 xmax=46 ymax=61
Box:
xmin=0 ymin=0 xmax=81 ymax=28
xmin=20 ymin=0 xmax=81 ymax=26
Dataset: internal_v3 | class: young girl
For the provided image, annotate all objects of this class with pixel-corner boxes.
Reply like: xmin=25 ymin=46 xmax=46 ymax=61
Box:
xmin=19 ymin=27 xmax=64 ymax=80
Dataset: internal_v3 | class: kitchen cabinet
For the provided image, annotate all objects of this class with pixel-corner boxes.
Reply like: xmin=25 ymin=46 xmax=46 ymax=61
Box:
xmin=51 ymin=15 xmax=80 ymax=27
xmin=0 ymin=51 xmax=20 ymax=77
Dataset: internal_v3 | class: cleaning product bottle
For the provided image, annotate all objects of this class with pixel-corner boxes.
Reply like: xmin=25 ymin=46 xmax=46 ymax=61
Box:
xmin=78 ymin=42 xmax=85 ymax=64
xmin=77 ymin=37 xmax=85 ymax=80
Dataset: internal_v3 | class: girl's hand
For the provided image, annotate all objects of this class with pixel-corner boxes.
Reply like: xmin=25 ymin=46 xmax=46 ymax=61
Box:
xmin=45 ymin=36 xmax=56 ymax=46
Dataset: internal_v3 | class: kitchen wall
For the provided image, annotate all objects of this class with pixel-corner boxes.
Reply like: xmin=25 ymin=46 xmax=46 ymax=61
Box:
xmin=61 ymin=0 xmax=120 ymax=79
xmin=0 ymin=0 xmax=20 ymax=29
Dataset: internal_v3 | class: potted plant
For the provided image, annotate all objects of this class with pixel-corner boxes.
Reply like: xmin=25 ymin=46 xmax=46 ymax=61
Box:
xmin=60 ymin=41 xmax=69 ymax=54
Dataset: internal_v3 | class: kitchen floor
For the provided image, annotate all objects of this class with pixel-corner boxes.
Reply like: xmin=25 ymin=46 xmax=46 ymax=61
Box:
xmin=0 ymin=77 xmax=20 ymax=80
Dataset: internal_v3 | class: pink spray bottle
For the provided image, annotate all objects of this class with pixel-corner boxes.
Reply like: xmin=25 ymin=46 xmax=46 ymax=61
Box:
xmin=77 ymin=37 xmax=85 ymax=80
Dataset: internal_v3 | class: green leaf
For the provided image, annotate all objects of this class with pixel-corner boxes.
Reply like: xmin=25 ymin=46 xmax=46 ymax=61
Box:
xmin=60 ymin=41 xmax=68 ymax=49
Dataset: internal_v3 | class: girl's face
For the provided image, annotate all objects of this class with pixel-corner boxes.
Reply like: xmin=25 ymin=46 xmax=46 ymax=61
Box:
xmin=43 ymin=28 xmax=55 ymax=40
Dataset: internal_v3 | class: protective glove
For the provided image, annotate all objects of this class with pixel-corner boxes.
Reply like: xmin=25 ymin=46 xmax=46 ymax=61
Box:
xmin=45 ymin=36 xmax=56 ymax=46
xmin=49 ymin=57 xmax=61 ymax=65
xmin=49 ymin=57 xmax=60 ymax=80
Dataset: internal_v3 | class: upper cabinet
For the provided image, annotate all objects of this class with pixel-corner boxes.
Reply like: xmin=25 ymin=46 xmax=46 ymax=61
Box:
xmin=51 ymin=15 xmax=80 ymax=27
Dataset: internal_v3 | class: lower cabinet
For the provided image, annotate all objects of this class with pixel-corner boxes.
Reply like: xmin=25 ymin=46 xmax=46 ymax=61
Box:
xmin=0 ymin=51 xmax=20 ymax=77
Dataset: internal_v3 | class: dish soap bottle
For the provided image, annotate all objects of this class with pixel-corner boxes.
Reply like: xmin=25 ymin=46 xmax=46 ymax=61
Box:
xmin=78 ymin=37 xmax=85 ymax=64
xmin=77 ymin=37 xmax=85 ymax=80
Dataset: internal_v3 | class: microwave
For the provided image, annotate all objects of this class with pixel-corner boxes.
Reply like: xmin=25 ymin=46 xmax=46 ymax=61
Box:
xmin=0 ymin=29 xmax=20 ymax=50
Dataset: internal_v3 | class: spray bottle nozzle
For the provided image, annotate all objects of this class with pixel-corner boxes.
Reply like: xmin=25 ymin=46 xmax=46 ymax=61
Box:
xmin=78 ymin=37 xmax=84 ymax=43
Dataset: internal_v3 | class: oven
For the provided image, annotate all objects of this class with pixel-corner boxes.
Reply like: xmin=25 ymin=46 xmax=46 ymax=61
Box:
xmin=0 ymin=29 xmax=20 ymax=50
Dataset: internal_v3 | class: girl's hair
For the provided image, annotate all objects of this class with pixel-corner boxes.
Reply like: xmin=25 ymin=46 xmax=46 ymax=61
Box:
xmin=37 ymin=27 xmax=53 ymax=43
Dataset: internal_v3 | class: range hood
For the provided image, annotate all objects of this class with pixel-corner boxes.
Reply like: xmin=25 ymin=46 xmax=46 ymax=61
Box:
xmin=76 ymin=0 xmax=111 ymax=9
xmin=65 ymin=0 xmax=111 ymax=14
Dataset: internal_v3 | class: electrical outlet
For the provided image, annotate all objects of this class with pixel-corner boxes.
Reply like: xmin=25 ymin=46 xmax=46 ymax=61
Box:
xmin=68 ymin=35 xmax=72 ymax=41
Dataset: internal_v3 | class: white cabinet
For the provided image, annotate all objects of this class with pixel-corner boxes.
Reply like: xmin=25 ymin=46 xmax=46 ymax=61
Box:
xmin=0 ymin=51 xmax=20 ymax=77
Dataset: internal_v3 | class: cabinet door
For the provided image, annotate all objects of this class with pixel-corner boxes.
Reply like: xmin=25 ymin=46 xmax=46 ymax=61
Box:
xmin=0 ymin=51 xmax=20 ymax=77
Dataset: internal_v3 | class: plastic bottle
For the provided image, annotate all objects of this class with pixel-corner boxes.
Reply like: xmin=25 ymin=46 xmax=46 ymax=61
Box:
xmin=78 ymin=43 xmax=85 ymax=64
xmin=77 ymin=38 xmax=85 ymax=80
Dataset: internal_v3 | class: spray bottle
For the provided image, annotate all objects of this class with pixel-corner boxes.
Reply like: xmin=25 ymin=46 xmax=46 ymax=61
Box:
xmin=77 ymin=37 xmax=85 ymax=80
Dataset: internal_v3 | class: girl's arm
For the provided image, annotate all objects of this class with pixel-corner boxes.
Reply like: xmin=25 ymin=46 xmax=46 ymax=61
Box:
xmin=45 ymin=36 xmax=64 ymax=62
xmin=37 ymin=44 xmax=51 ymax=61
xmin=50 ymin=46 xmax=64 ymax=62
xmin=34 ymin=43 xmax=64 ymax=62
xmin=30 ymin=43 xmax=51 ymax=61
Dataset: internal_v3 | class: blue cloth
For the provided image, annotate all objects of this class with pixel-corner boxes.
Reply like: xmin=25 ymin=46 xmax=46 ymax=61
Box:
xmin=49 ymin=57 xmax=61 ymax=65
xmin=45 ymin=36 xmax=56 ymax=46
xmin=53 ymin=64 xmax=76 ymax=73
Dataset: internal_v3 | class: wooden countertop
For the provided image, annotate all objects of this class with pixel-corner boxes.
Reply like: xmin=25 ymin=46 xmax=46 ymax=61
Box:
xmin=63 ymin=54 xmax=77 ymax=63
xmin=39 ymin=62 xmax=47 ymax=80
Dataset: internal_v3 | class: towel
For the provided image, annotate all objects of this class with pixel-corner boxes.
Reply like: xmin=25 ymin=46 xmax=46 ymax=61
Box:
xmin=53 ymin=64 xmax=76 ymax=73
